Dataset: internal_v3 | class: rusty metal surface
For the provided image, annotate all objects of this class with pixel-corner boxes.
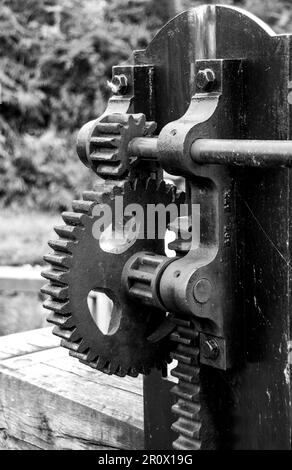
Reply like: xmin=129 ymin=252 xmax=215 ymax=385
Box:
xmin=130 ymin=136 xmax=292 ymax=167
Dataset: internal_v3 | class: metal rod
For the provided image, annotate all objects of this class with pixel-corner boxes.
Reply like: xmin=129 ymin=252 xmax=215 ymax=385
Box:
xmin=129 ymin=137 xmax=292 ymax=168
xmin=191 ymin=139 xmax=292 ymax=167
xmin=128 ymin=137 xmax=158 ymax=160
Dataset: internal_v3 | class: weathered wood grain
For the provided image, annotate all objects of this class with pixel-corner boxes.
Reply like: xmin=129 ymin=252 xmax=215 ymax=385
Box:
xmin=0 ymin=266 xmax=43 ymax=293
xmin=0 ymin=328 xmax=144 ymax=450
xmin=0 ymin=327 xmax=58 ymax=360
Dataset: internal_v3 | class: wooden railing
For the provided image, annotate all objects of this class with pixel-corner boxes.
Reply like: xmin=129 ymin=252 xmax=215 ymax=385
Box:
xmin=0 ymin=266 xmax=111 ymax=333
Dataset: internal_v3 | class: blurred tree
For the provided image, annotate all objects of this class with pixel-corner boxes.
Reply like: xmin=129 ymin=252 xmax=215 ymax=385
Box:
xmin=0 ymin=0 xmax=291 ymax=211
xmin=149 ymin=0 xmax=178 ymax=22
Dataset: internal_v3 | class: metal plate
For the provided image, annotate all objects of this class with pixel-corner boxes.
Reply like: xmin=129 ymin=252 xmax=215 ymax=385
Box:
xmin=137 ymin=5 xmax=292 ymax=450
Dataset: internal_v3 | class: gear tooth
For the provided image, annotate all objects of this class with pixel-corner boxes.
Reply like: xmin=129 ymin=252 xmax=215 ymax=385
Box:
xmin=82 ymin=191 xmax=104 ymax=202
xmin=43 ymin=298 xmax=70 ymax=314
xmin=76 ymin=339 xmax=89 ymax=353
xmin=101 ymin=361 xmax=112 ymax=375
xmin=41 ymin=268 xmax=68 ymax=285
xmin=166 ymin=183 xmax=176 ymax=199
xmin=134 ymin=112 xmax=145 ymax=123
xmin=105 ymin=113 xmax=130 ymax=125
xmin=115 ymin=365 xmax=127 ymax=377
xmin=135 ymin=113 xmax=146 ymax=128
xmin=69 ymin=350 xmax=88 ymax=362
xmin=85 ymin=350 xmax=98 ymax=363
xmin=176 ymin=190 xmax=185 ymax=205
xmin=62 ymin=337 xmax=88 ymax=353
xmin=158 ymin=180 xmax=166 ymax=193
xmin=62 ymin=212 xmax=85 ymax=226
xmin=123 ymin=180 xmax=133 ymax=193
xmin=107 ymin=362 xmax=119 ymax=375
xmin=95 ymin=357 xmax=106 ymax=369
xmin=47 ymin=313 xmax=74 ymax=328
xmin=61 ymin=338 xmax=77 ymax=350
xmin=132 ymin=178 xmax=146 ymax=194
xmin=144 ymin=121 xmax=157 ymax=136
xmin=171 ymin=364 xmax=200 ymax=384
xmin=90 ymin=135 xmax=121 ymax=148
xmin=87 ymin=357 xmax=99 ymax=369
xmin=172 ymin=401 xmax=201 ymax=421
xmin=90 ymin=148 xmax=119 ymax=165
xmin=95 ymin=122 xmax=123 ymax=134
xmin=112 ymin=184 xmax=124 ymax=197
xmin=96 ymin=165 xmax=125 ymax=178
xmin=146 ymin=178 xmax=157 ymax=192
xmin=90 ymin=150 xmax=119 ymax=163
xmin=99 ymin=186 xmax=117 ymax=202
xmin=53 ymin=327 xmax=75 ymax=341
xmin=44 ymin=253 xmax=71 ymax=269
xmin=54 ymin=225 xmax=81 ymax=240
xmin=172 ymin=435 xmax=201 ymax=451
xmin=41 ymin=283 xmax=68 ymax=300
xmin=170 ymin=332 xmax=192 ymax=345
xmin=48 ymin=238 xmax=76 ymax=254
xmin=59 ymin=328 xmax=82 ymax=344
xmin=131 ymin=179 xmax=139 ymax=192
xmin=171 ymin=417 xmax=201 ymax=440
xmin=95 ymin=357 xmax=109 ymax=372
xmin=72 ymin=200 xmax=96 ymax=214
xmin=126 ymin=115 xmax=133 ymax=127
xmin=128 ymin=367 xmax=139 ymax=378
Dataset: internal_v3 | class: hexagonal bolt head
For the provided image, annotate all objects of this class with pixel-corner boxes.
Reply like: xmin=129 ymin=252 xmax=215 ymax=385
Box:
xmin=201 ymin=339 xmax=220 ymax=360
xmin=196 ymin=68 xmax=216 ymax=91
xmin=108 ymin=74 xmax=128 ymax=95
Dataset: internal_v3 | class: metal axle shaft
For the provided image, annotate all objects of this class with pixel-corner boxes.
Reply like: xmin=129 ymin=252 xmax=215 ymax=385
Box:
xmin=129 ymin=137 xmax=292 ymax=168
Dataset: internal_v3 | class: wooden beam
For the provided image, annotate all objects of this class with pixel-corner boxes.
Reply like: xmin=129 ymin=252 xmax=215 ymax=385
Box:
xmin=0 ymin=328 xmax=144 ymax=450
xmin=0 ymin=267 xmax=43 ymax=293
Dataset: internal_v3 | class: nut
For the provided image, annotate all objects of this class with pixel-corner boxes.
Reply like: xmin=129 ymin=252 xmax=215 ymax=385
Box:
xmin=108 ymin=74 xmax=128 ymax=95
xmin=196 ymin=68 xmax=215 ymax=91
xmin=201 ymin=339 xmax=220 ymax=360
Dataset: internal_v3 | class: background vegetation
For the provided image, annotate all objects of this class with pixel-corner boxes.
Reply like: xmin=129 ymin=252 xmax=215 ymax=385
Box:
xmin=1 ymin=0 xmax=292 ymax=211
xmin=0 ymin=0 xmax=291 ymax=212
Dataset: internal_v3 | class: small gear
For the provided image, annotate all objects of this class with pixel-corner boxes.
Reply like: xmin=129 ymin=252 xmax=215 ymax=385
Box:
xmin=77 ymin=111 xmax=156 ymax=179
xmin=42 ymin=178 xmax=185 ymax=377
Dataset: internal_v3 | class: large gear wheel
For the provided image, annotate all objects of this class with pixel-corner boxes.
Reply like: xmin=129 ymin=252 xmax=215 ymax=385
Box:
xmin=42 ymin=178 xmax=185 ymax=377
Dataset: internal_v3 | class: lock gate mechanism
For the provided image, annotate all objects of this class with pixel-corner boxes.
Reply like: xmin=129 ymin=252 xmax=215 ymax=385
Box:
xmin=42 ymin=5 xmax=292 ymax=450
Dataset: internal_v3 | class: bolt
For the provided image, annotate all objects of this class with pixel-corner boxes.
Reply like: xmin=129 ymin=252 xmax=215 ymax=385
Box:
xmin=196 ymin=68 xmax=215 ymax=91
xmin=193 ymin=278 xmax=212 ymax=304
xmin=108 ymin=74 xmax=128 ymax=95
xmin=202 ymin=339 xmax=220 ymax=360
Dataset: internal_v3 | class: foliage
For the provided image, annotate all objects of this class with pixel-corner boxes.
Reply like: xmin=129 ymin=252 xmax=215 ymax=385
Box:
xmin=0 ymin=0 xmax=159 ymax=210
xmin=0 ymin=0 xmax=291 ymax=210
